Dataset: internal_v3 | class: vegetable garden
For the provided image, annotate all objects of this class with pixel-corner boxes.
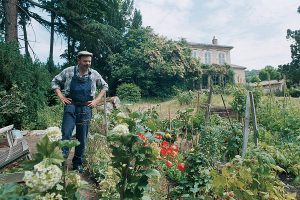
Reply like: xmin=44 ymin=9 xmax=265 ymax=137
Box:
xmin=0 ymin=86 xmax=300 ymax=200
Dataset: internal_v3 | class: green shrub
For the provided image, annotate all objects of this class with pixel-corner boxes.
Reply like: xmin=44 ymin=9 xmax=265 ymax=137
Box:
xmin=0 ymin=42 xmax=51 ymax=128
xmin=35 ymin=105 xmax=63 ymax=129
xmin=176 ymin=90 xmax=194 ymax=105
xmin=289 ymin=87 xmax=300 ymax=97
xmin=116 ymin=83 xmax=141 ymax=102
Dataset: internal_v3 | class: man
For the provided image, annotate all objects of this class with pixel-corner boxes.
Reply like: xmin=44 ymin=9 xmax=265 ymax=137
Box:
xmin=51 ymin=51 xmax=108 ymax=172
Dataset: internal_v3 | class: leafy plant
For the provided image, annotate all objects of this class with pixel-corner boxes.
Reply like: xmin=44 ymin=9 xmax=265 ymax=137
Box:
xmin=176 ymin=90 xmax=194 ymax=105
xmin=85 ymin=133 xmax=119 ymax=199
xmin=107 ymin=133 xmax=160 ymax=199
xmin=116 ymin=83 xmax=141 ymax=103
xmin=209 ymin=150 xmax=297 ymax=200
xmin=230 ymin=86 xmax=247 ymax=121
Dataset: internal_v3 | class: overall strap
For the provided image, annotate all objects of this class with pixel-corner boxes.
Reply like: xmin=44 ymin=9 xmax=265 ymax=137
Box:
xmin=73 ymin=66 xmax=77 ymax=77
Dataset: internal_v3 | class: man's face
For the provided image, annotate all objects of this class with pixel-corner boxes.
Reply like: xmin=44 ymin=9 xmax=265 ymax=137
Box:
xmin=77 ymin=56 xmax=92 ymax=70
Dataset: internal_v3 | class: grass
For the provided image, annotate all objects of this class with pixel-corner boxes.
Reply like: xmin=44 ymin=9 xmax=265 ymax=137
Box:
xmin=125 ymin=94 xmax=234 ymax=119
xmin=124 ymin=93 xmax=299 ymax=120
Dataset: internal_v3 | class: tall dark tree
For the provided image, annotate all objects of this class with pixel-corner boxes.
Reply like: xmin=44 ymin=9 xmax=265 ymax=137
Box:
xmin=18 ymin=0 xmax=31 ymax=58
xmin=131 ymin=8 xmax=142 ymax=29
xmin=0 ymin=1 xmax=5 ymax=40
xmin=46 ymin=0 xmax=58 ymax=72
xmin=279 ymin=6 xmax=300 ymax=86
xmin=3 ymin=0 xmax=18 ymax=42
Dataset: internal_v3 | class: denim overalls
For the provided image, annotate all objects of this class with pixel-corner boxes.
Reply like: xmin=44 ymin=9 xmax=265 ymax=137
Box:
xmin=61 ymin=67 xmax=92 ymax=168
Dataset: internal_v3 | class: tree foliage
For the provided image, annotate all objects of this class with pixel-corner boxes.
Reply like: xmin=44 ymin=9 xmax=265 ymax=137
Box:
xmin=258 ymin=65 xmax=281 ymax=81
xmin=279 ymin=6 xmax=300 ymax=86
xmin=0 ymin=42 xmax=51 ymax=128
xmin=108 ymin=27 xmax=202 ymax=97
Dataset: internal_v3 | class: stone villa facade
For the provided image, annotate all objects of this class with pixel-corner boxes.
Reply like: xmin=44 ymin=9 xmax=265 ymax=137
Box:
xmin=189 ymin=37 xmax=246 ymax=85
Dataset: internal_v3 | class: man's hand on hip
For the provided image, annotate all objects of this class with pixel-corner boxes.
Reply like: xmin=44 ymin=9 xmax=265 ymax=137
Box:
xmin=59 ymin=96 xmax=72 ymax=105
xmin=87 ymin=99 xmax=100 ymax=107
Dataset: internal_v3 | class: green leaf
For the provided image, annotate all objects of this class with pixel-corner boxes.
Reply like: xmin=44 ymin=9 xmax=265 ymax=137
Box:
xmin=142 ymin=195 xmax=152 ymax=200
xmin=144 ymin=169 xmax=160 ymax=178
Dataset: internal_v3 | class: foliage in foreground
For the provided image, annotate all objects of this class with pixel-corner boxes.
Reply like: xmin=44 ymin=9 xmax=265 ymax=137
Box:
xmin=0 ymin=128 xmax=85 ymax=200
xmin=0 ymin=42 xmax=51 ymax=129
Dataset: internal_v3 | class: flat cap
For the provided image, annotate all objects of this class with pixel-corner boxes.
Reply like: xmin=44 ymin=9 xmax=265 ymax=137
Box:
xmin=77 ymin=51 xmax=93 ymax=57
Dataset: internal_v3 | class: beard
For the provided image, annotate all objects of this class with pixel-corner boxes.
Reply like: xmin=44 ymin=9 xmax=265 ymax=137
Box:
xmin=79 ymin=64 xmax=90 ymax=71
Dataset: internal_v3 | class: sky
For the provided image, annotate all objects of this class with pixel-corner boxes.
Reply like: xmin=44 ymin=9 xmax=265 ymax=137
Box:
xmin=24 ymin=0 xmax=299 ymax=70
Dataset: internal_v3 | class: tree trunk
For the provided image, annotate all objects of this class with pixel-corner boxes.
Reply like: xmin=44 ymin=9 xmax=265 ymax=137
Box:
xmin=20 ymin=11 xmax=30 ymax=58
xmin=48 ymin=9 xmax=55 ymax=72
xmin=4 ymin=0 xmax=18 ymax=43
xmin=67 ymin=35 xmax=71 ymax=65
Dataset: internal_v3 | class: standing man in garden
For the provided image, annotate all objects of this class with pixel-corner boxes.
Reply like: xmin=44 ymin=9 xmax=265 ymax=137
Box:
xmin=51 ymin=51 xmax=108 ymax=172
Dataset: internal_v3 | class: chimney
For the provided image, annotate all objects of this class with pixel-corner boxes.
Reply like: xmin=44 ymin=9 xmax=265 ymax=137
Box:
xmin=212 ymin=36 xmax=218 ymax=45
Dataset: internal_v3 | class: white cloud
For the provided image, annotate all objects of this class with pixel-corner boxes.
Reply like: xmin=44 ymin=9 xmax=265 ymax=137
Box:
xmin=22 ymin=0 xmax=299 ymax=70
xmin=135 ymin=0 xmax=300 ymax=69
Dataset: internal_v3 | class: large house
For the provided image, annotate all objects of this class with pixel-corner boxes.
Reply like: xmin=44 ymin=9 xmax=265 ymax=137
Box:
xmin=189 ymin=37 xmax=246 ymax=86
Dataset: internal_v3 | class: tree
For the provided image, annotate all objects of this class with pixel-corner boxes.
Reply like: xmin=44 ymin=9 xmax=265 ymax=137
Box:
xmin=3 ymin=0 xmax=18 ymax=42
xmin=279 ymin=6 xmax=300 ymax=86
xmin=108 ymin=27 xmax=202 ymax=97
xmin=250 ymin=76 xmax=261 ymax=83
xmin=131 ymin=9 xmax=142 ymax=29
xmin=18 ymin=0 xmax=31 ymax=58
xmin=259 ymin=65 xmax=281 ymax=81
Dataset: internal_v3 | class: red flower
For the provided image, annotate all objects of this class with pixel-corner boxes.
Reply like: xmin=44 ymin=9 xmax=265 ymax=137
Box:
xmin=154 ymin=134 xmax=162 ymax=140
xmin=138 ymin=133 xmax=146 ymax=141
xmin=165 ymin=160 xmax=173 ymax=168
xmin=170 ymin=145 xmax=178 ymax=152
xmin=170 ymin=150 xmax=178 ymax=157
xmin=177 ymin=163 xmax=186 ymax=172
xmin=160 ymin=148 xmax=168 ymax=156
xmin=166 ymin=147 xmax=173 ymax=155
xmin=161 ymin=141 xmax=169 ymax=149
xmin=228 ymin=191 xmax=234 ymax=198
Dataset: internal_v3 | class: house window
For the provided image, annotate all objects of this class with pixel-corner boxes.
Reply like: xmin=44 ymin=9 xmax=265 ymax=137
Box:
xmin=205 ymin=51 xmax=211 ymax=64
xmin=192 ymin=50 xmax=198 ymax=58
xmin=219 ymin=52 xmax=225 ymax=65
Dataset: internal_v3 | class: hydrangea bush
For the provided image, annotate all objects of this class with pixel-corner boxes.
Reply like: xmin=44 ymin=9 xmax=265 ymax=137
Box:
xmin=24 ymin=160 xmax=62 ymax=192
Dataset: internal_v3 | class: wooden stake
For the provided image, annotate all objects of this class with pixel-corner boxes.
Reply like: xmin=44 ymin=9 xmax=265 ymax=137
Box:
xmin=168 ymin=106 xmax=171 ymax=130
xmin=104 ymin=92 xmax=108 ymax=136
xmin=221 ymin=94 xmax=233 ymax=128
xmin=242 ymin=92 xmax=250 ymax=158
xmin=249 ymin=91 xmax=258 ymax=147
xmin=204 ymin=85 xmax=213 ymax=128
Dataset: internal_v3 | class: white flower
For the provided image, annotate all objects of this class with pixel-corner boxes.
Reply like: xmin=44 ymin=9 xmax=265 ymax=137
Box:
xmin=65 ymin=172 xmax=81 ymax=188
xmin=93 ymin=113 xmax=102 ymax=120
xmin=24 ymin=161 xmax=62 ymax=192
xmin=112 ymin=124 xmax=129 ymax=135
xmin=34 ymin=193 xmax=63 ymax=200
xmin=46 ymin=126 xmax=62 ymax=142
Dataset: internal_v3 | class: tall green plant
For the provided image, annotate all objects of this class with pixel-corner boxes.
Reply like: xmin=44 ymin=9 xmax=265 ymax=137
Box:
xmin=107 ymin=133 xmax=160 ymax=199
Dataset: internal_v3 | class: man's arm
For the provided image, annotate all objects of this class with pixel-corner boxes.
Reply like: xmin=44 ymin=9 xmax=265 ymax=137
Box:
xmin=51 ymin=68 xmax=71 ymax=105
xmin=55 ymin=88 xmax=72 ymax=105
xmin=87 ymin=89 xmax=106 ymax=107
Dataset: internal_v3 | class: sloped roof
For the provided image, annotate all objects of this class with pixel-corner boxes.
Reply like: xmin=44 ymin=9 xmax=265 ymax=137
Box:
xmin=249 ymin=79 xmax=285 ymax=86
xmin=189 ymin=42 xmax=234 ymax=50
xmin=231 ymin=64 xmax=247 ymax=70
